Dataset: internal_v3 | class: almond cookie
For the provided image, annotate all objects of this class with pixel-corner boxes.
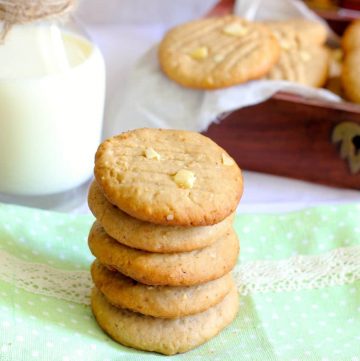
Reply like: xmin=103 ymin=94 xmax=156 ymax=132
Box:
xmin=342 ymin=49 xmax=360 ymax=103
xmin=88 ymin=222 xmax=239 ymax=286
xmin=342 ymin=19 xmax=360 ymax=53
xmin=158 ymin=15 xmax=280 ymax=89
xmin=91 ymin=286 xmax=239 ymax=355
xmin=94 ymin=128 xmax=243 ymax=226
xmin=91 ymin=260 xmax=234 ymax=318
xmin=88 ymin=181 xmax=234 ymax=253
xmin=266 ymin=19 xmax=327 ymax=46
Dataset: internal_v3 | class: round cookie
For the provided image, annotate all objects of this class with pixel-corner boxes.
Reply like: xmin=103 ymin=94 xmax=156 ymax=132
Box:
xmin=91 ymin=260 xmax=234 ymax=318
xmin=88 ymin=181 xmax=234 ymax=253
xmin=158 ymin=15 xmax=280 ymax=89
xmin=268 ymin=44 xmax=329 ymax=88
xmin=94 ymin=128 xmax=243 ymax=226
xmin=88 ymin=221 xmax=239 ymax=286
xmin=342 ymin=19 xmax=360 ymax=53
xmin=91 ymin=286 xmax=239 ymax=355
xmin=342 ymin=49 xmax=360 ymax=104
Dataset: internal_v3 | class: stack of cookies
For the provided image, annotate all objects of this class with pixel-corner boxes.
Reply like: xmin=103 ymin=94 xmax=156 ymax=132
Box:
xmin=87 ymin=128 xmax=243 ymax=355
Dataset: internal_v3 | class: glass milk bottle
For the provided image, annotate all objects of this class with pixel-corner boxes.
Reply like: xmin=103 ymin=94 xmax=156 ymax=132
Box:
xmin=0 ymin=6 xmax=105 ymax=209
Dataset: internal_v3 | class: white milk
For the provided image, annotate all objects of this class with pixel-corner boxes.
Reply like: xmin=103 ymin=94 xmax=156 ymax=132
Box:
xmin=0 ymin=24 xmax=105 ymax=196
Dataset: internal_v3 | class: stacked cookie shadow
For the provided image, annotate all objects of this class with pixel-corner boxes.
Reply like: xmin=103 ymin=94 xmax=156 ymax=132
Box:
xmin=87 ymin=128 xmax=243 ymax=355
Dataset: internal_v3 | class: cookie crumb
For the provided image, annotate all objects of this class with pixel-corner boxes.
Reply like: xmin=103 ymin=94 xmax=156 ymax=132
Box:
xmin=173 ymin=170 xmax=196 ymax=189
xmin=144 ymin=147 xmax=161 ymax=160
xmin=222 ymin=154 xmax=235 ymax=166
xmin=189 ymin=46 xmax=208 ymax=60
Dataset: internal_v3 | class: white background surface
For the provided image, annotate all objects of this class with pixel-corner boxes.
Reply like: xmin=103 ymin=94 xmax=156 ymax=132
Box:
xmin=76 ymin=0 xmax=360 ymax=213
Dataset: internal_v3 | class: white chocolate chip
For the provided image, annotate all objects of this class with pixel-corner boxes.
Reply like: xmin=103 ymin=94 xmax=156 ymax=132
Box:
xmin=189 ymin=46 xmax=208 ymax=60
xmin=223 ymin=23 xmax=248 ymax=37
xmin=173 ymin=169 xmax=196 ymax=189
xmin=144 ymin=147 xmax=161 ymax=160
xmin=213 ymin=54 xmax=225 ymax=63
xmin=300 ymin=50 xmax=311 ymax=62
xmin=222 ymin=153 xmax=235 ymax=166
xmin=280 ymin=40 xmax=292 ymax=50
xmin=166 ymin=214 xmax=174 ymax=221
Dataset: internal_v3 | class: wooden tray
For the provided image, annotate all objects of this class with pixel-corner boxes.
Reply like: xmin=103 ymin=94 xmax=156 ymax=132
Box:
xmin=202 ymin=0 xmax=360 ymax=190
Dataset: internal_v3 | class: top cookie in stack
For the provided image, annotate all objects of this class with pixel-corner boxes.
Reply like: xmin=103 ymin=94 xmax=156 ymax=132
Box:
xmin=88 ymin=128 xmax=243 ymax=355
xmin=94 ymin=128 xmax=243 ymax=226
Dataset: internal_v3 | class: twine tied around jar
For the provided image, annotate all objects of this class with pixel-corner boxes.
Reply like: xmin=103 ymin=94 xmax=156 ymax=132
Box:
xmin=0 ymin=0 xmax=76 ymax=42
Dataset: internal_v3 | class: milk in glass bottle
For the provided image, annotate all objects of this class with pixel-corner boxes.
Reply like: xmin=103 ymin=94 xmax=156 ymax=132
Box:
xmin=0 ymin=0 xmax=105 ymax=209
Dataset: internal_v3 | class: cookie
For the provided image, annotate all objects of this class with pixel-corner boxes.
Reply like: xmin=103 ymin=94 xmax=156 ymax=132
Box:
xmin=342 ymin=49 xmax=360 ymax=103
xmin=91 ymin=286 xmax=239 ymax=355
xmin=342 ymin=19 xmax=360 ymax=53
xmin=94 ymin=128 xmax=243 ymax=226
xmin=88 ymin=181 xmax=234 ymax=253
xmin=268 ymin=44 xmax=329 ymax=87
xmin=158 ymin=15 xmax=280 ymax=89
xmin=91 ymin=260 xmax=234 ymax=318
xmin=266 ymin=19 xmax=327 ymax=46
xmin=88 ymin=221 xmax=239 ymax=286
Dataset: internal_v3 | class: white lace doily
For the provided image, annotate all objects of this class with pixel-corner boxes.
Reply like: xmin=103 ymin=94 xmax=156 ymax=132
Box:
xmin=1 ymin=246 xmax=360 ymax=305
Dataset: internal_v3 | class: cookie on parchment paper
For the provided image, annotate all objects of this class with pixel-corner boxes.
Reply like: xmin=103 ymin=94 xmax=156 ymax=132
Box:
xmin=158 ymin=15 xmax=280 ymax=89
xmin=94 ymin=128 xmax=243 ymax=227
xmin=265 ymin=23 xmax=328 ymax=86
xmin=88 ymin=221 xmax=239 ymax=286
xmin=91 ymin=260 xmax=234 ymax=318
xmin=91 ymin=286 xmax=239 ymax=355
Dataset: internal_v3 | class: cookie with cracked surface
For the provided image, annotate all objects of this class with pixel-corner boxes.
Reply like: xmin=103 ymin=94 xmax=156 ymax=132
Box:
xmin=91 ymin=286 xmax=239 ymax=355
xmin=158 ymin=15 xmax=280 ymax=89
xmin=88 ymin=181 xmax=234 ymax=253
xmin=88 ymin=221 xmax=239 ymax=286
xmin=94 ymin=128 xmax=243 ymax=226
xmin=342 ymin=49 xmax=360 ymax=104
xmin=91 ymin=260 xmax=234 ymax=318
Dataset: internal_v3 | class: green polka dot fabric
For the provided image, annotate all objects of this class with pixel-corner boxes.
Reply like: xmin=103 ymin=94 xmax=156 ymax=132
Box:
xmin=0 ymin=202 xmax=360 ymax=361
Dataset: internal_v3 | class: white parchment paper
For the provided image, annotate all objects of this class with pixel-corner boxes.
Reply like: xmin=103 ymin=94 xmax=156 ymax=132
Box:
xmin=107 ymin=0 xmax=341 ymax=136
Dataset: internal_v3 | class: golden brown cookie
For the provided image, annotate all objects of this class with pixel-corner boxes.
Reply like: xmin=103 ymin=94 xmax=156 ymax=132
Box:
xmin=91 ymin=260 xmax=234 ymax=318
xmin=158 ymin=15 xmax=280 ymax=89
xmin=342 ymin=49 xmax=360 ymax=103
xmin=94 ymin=128 xmax=243 ymax=226
xmin=268 ymin=44 xmax=329 ymax=87
xmin=342 ymin=19 xmax=360 ymax=53
xmin=88 ymin=221 xmax=239 ymax=286
xmin=88 ymin=181 xmax=234 ymax=253
xmin=266 ymin=18 xmax=328 ymax=46
xmin=91 ymin=286 xmax=239 ymax=355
